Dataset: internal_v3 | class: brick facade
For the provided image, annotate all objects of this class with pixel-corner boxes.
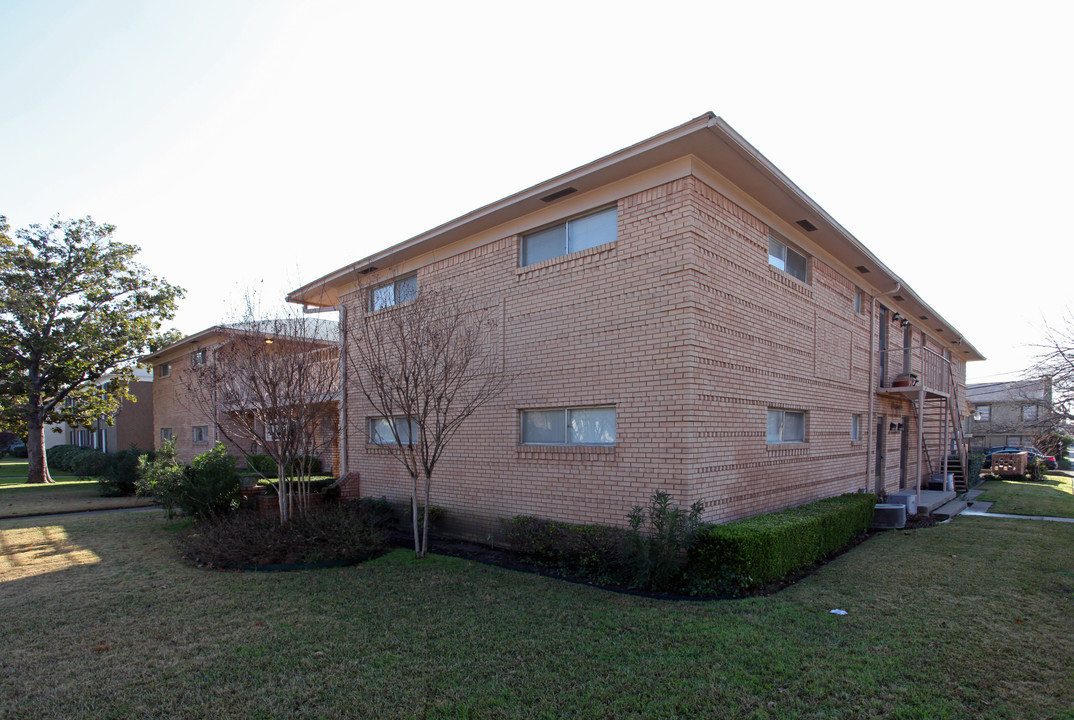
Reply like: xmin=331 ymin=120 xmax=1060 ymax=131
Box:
xmin=335 ymin=175 xmax=971 ymax=538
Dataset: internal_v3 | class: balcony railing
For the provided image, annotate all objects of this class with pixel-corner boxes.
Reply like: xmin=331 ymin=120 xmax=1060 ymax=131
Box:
xmin=879 ymin=345 xmax=953 ymax=396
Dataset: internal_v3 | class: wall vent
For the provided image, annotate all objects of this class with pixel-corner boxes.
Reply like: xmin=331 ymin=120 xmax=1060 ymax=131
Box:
xmin=795 ymin=219 xmax=818 ymax=232
xmin=856 ymin=265 xmax=870 ymax=274
xmin=540 ymin=187 xmax=577 ymax=203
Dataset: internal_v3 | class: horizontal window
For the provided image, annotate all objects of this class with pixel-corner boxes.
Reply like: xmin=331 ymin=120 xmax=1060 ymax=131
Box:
xmin=767 ymin=409 xmax=806 ymax=444
xmin=521 ymin=406 xmax=616 ymax=446
xmin=976 ymin=405 xmax=990 ymax=422
xmin=193 ymin=425 xmax=209 ymax=444
xmin=768 ymin=236 xmax=808 ymax=282
xmin=369 ymin=416 xmax=418 ymax=445
xmin=369 ymin=274 xmax=417 ymax=311
xmin=1021 ymin=404 xmax=1038 ymax=421
xmin=521 ymin=207 xmax=617 ymax=267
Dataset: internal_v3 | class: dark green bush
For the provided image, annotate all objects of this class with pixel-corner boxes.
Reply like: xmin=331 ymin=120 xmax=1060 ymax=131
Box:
xmin=505 ymin=515 xmax=627 ymax=582
xmin=47 ymin=444 xmax=89 ymax=471
xmin=687 ymin=493 xmax=877 ymax=595
xmin=136 ymin=440 xmax=185 ymax=517
xmin=70 ymin=447 xmax=108 ymax=479
xmin=98 ymin=448 xmax=154 ymax=496
xmin=966 ymin=452 xmax=985 ymax=485
xmin=259 ymin=477 xmax=337 ymax=496
xmin=180 ymin=443 xmax=241 ymax=520
xmin=624 ymin=491 xmax=704 ymax=591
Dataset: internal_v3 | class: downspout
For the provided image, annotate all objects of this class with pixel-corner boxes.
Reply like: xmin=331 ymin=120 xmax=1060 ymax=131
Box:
xmin=304 ymin=304 xmax=347 ymax=479
xmin=868 ymin=281 xmax=901 ymax=495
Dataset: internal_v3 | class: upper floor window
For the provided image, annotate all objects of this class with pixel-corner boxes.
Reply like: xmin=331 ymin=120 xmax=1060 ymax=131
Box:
xmin=370 ymin=274 xmax=417 ymax=311
xmin=158 ymin=362 xmax=171 ymax=377
xmin=521 ymin=406 xmax=616 ymax=446
xmin=191 ymin=349 xmax=207 ymax=366
xmin=768 ymin=236 xmax=808 ymax=282
xmin=521 ymin=207 xmax=617 ymax=267
xmin=1022 ymin=404 xmax=1038 ymax=422
xmin=854 ymin=290 xmax=864 ymax=313
xmin=767 ymin=409 xmax=806 ymax=444
xmin=976 ymin=405 xmax=991 ymax=422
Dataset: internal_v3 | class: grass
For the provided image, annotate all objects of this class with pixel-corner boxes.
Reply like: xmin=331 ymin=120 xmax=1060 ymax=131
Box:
xmin=976 ymin=473 xmax=1074 ymax=518
xmin=1 ymin=512 xmax=1072 ymax=719
xmin=0 ymin=459 xmax=153 ymax=518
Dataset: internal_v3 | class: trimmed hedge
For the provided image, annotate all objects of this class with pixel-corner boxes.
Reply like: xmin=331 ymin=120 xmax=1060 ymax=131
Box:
xmin=245 ymin=453 xmax=323 ymax=478
xmin=687 ymin=492 xmax=877 ymax=592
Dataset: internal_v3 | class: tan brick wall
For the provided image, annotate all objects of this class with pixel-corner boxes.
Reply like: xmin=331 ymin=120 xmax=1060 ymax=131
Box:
xmin=338 ymin=174 xmax=969 ymax=538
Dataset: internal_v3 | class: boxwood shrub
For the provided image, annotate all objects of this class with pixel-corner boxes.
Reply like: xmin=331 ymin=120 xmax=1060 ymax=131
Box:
xmin=687 ymin=492 xmax=876 ymax=593
xmin=505 ymin=515 xmax=627 ymax=582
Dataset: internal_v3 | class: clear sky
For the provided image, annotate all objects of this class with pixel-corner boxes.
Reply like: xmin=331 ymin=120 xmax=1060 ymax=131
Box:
xmin=2 ymin=0 xmax=1071 ymax=383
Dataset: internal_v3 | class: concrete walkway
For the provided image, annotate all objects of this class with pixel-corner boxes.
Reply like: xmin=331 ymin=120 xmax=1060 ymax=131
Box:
xmin=959 ymin=487 xmax=1074 ymax=523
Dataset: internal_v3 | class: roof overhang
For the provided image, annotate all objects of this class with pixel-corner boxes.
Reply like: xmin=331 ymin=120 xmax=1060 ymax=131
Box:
xmin=288 ymin=113 xmax=984 ymax=362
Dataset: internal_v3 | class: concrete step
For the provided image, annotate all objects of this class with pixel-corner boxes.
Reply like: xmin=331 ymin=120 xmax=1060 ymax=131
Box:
xmin=933 ymin=498 xmax=968 ymax=519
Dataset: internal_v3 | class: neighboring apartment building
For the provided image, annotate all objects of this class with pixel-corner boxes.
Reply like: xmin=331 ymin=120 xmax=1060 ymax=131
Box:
xmin=968 ymin=378 xmax=1057 ymax=450
xmin=288 ymin=113 xmax=983 ymax=536
xmin=44 ymin=368 xmax=154 ymax=452
xmin=141 ymin=320 xmax=340 ymax=473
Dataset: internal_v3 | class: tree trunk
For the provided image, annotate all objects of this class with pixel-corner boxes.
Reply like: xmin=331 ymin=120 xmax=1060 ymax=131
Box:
xmin=421 ymin=473 xmax=431 ymax=559
xmin=25 ymin=412 xmax=55 ymax=484
xmin=411 ymin=472 xmax=422 ymax=558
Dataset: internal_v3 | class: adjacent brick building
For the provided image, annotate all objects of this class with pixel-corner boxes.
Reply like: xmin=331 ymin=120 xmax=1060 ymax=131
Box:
xmin=142 ymin=320 xmax=340 ymax=474
xmin=289 ymin=113 xmax=984 ymax=537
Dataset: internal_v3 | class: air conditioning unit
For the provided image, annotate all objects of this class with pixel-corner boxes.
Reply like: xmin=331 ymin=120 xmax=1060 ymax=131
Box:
xmin=872 ymin=503 xmax=907 ymax=529
xmin=888 ymin=492 xmax=918 ymax=516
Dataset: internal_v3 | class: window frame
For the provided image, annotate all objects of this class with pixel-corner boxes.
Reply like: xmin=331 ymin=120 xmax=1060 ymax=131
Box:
xmin=767 ymin=235 xmax=808 ymax=282
xmin=192 ymin=425 xmax=209 ymax=444
xmin=160 ymin=427 xmax=173 ymax=443
xmin=854 ymin=290 xmax=865 ymax=314
xmin=520 ymin=206 xmax=618 ymax=267
xmin=158 ymin=362 xmax=172 ymax=377
xmin=1021 ymin=404 xmax=1039 ymax=422
xmin=851 ymin=414 xmax=861 ymax=442
xmin=191 ymin=349 xmax=207 ymax=367
xmin=368 ymin=274 xmax=418 ymax=312
xmin=369 ymin=416 xmax=419 ymax=446
xmin=519 ymin=405 xmax=617 ymax=446
xmin=767 ymin=408 xmax=807 ymax=444
xmin=976 ymin=405 xmax=991 ymax=422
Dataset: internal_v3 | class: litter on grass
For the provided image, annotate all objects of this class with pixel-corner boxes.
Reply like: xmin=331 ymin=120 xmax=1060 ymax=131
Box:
xmin=829 ymin=609 xmax=848 ymax=615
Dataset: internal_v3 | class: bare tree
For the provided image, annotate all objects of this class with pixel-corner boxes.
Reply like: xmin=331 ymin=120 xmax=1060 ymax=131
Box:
xmin=185 ymin=307 xmax=339 ymax=525
xmin=348 ymin=276 xmax=508 ymax=558
xmin=1034 ymin=310 xmax=1074 ymax=416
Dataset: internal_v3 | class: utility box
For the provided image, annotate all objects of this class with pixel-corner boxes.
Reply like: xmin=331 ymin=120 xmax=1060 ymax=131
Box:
xmin=992 ymin=452 xmax=1027 ymax=476
xmin=872 ymin=503 xmax=907 ymax=529
xmin=888 ymin=492 xmax=918 ymax=516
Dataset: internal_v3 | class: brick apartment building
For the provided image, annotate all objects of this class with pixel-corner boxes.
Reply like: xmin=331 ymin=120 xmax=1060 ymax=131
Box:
xmin=286 ymin=113 xmax=983 ymax=536
xmin=142 ymin=320 xmax=340 ymax=473
xmin=968 ymin=378 xmax=1058 ymax=451
xmin=44 ymin=368 xmax=155 ymax=453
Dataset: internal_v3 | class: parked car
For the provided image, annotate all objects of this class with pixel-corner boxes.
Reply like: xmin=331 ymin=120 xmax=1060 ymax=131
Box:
xmin=982 ymin=446 xmax=1055 ymax=471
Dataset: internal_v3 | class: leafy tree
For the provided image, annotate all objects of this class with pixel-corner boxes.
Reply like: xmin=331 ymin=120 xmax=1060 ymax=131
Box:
xmin=349 ymin=277 xmax=509 ymax=558
xmin=0 ymin=215 xmax=183 ymax=483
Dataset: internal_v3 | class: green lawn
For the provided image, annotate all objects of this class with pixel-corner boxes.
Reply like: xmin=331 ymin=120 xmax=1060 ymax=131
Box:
xmin=0 ymin=459 xmax=153 ymax=518
xmin=1 ymin=511 xmax=1071 ymax=719
xmin=976 ymin=473 xmax=1074 ymax=518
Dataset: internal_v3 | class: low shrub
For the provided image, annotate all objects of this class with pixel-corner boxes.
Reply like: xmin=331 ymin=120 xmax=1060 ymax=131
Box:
xmin=137 ymin=440 xmax=240 ymax=521
xmin=624 ymin=491 xmax=704 ymax=591
xmin=98 ymin=448 xmax=154 ymax=496
xmin=259 ymin=477 xmax=337 ymax=496
xmin=687 ymin=492 xmax=877 ymax=595
xmin=966 ymin=452 xmax=985 ymax=484
xmin=47 ymin=444 xmax=101 ymax=472
xmin=505 ymin=515 xmax=627 ymax=583
xmin=245 ymin=453 xmax=323 ymax=478
xmin=70 ymin=447 xmax=109 ymax=479
xmin=178 ymin=502 xmax=392 ymax=567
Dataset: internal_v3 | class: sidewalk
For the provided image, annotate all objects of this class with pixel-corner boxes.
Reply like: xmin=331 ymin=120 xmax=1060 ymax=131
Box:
xmin=960 ymin=487 xmax=1074 ymax=524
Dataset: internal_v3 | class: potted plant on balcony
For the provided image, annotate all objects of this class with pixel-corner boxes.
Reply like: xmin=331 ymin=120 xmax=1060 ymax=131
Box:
xmin=893 ymin=372 xmax=919 ymax=387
